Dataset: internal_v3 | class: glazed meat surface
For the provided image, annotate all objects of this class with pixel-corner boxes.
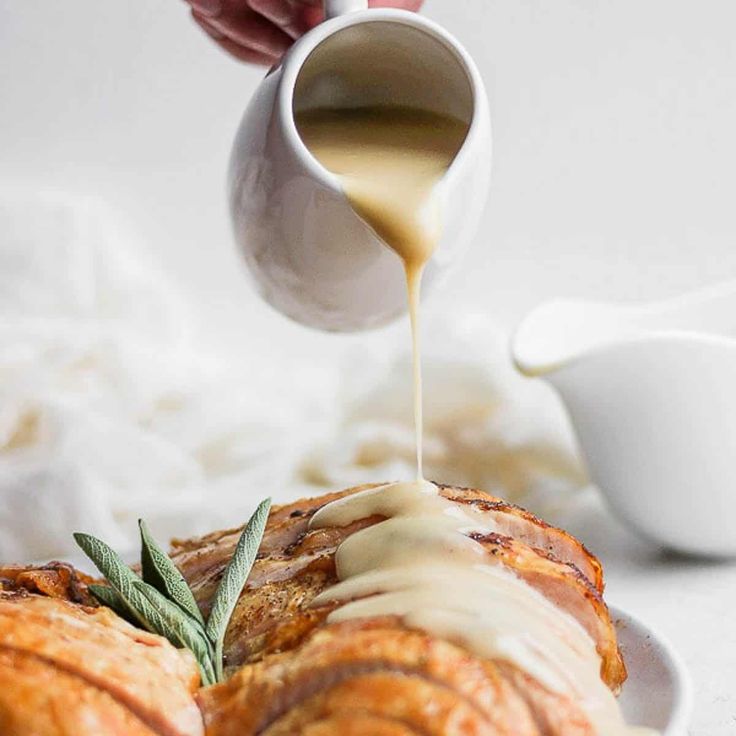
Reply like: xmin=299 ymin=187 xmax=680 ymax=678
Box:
xmin=169 ymin=484 xmax=626 ymax=735
xmin=0 ymin=582 xmax=203 ymax=736
xmin=0 ymin=561 xmax=96 ymax=604
xmin=199 ymin=618 xmax=595 ymax=736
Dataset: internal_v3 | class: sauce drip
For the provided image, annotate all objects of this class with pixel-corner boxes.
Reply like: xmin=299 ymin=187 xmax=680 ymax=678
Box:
xmin=296 ymin=107 xmax=467 ymax=478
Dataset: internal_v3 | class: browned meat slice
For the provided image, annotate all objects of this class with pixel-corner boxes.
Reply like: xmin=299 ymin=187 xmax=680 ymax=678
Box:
xmin=272 ymin=714 xmax=424 ymax=735
xmin=171 ymin=485 xmax=623 ymax=688
xmin=437 ymin=485 xmax=603 ymax=591
xmin=0 ymin=592 xmax=203 ymax=736
xmin=222 ymin=562 xmax=333 ymax=668
xmin=172 ymin=484 xmax=602 ymax=593
xmin=468 ymin=532 xmax=624 ymax=689
xmin=0 ymin=561 xmax=96 ymax=604
xmin=262 ymin=674 xmax=503 ymax=735
xmin=199 ymin=618 xmax=550 ymax=736
xmin=494 ymin=662 xmax=594 ymax=736
xmin=0 ymin=648 xmax=158 ymax=736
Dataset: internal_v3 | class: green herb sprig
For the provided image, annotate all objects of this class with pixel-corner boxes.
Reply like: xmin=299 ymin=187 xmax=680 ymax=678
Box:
xmin=74 ymin=498 xmax=271 ymax=686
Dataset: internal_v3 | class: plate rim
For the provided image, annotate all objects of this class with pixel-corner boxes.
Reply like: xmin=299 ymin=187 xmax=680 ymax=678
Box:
xmin=610 ymin=604 xmax=693 ymax=735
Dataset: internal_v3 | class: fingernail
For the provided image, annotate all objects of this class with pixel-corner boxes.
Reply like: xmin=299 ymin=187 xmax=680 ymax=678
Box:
xmin=192 ymin=11 xmax=224 ymax=38
xmin=187 ymin=0 xmax=222 ymax=19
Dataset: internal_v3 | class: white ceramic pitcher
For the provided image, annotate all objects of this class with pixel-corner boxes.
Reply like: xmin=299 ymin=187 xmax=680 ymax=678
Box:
xmin=513 ymin=281 xmax=736 ymax=556
xmin=228 ymin=0 xmax=491 ymax=332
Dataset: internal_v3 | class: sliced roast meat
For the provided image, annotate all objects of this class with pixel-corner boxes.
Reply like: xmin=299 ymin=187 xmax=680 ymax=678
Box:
xmin=199 ymin=618 xmax=541 ymax=736
xmin=0 ymin=592 xmax=203 ymax=736
xmin=172 ymin=485 xmax=622 ymax=688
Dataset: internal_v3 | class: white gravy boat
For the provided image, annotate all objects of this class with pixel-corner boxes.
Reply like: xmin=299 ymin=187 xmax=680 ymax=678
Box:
xmin=228 ymin=0 xmax=491 ymax=332
xmin=513 ymin=282 xmax=736 ymax=556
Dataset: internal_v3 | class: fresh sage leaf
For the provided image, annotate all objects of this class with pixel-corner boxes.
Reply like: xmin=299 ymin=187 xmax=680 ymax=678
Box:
xmin=88 ymin=584 xmax=138 ymax=624
xmin=139 ymin=519 xmax=204 ymax=626
xmin=73 ymin=533 xmax=153 ymax=632
xmin=134 ymin=581 xmax=216 ymax=687
xmin=75 ymin=498 xmax=272 ymax=685
xmin=206 ymin=497 xmax=271 ymax=681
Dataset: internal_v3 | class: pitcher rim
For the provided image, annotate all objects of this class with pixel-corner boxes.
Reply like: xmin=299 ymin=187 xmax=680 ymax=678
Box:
xmin=276 ymin=8 xmax=489 ymax=196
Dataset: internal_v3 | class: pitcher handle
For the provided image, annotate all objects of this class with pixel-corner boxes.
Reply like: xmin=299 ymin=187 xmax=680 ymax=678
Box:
xmin=323 ymin=0 xmax=368 ymax=19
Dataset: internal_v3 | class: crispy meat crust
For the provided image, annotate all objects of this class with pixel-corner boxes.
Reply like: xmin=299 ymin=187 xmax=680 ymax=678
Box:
xmin=0 ymin=561 xmax=96 ymax=605
xmin=171 ymin=484 xmax=623 ymax=688
xmin=174 ymin=484 xmax=625 ymax=735
xmin=0 ymin=592 xmax=203 ymax=736
xmin=199 ymin=618 xmax=596 ymax=736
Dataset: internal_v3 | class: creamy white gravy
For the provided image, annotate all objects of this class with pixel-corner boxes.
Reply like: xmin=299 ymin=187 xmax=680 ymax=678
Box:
xmin=298 ymin=107 xmax=655 ymax=735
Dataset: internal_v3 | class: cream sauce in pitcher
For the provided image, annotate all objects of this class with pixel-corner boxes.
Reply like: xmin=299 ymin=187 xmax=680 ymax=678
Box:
xmin=296 ymin=106 xmax=467 ymax=476
xmin=296 ymin=105 xmax=654 ymax=735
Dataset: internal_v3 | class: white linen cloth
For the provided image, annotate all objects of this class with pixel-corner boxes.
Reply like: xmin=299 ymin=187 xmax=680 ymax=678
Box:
xmin=0 ymin=191 xmax=585 ymax=560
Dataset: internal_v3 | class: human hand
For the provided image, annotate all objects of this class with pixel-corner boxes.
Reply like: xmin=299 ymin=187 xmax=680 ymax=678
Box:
xmin=186 ymin=0 xmax=425 ymax=65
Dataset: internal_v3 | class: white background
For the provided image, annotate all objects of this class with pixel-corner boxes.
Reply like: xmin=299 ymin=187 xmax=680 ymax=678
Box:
xmin=2 ymin=2 xmax=736 ymax=733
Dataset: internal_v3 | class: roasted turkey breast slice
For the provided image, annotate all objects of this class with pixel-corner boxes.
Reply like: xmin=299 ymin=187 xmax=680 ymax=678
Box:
xmin=436 ymin=485 xmax=603 ymax=592
xmin=261 ymin=673 xmax=509 ymax=736
xmin=494 ymin=661 xmax=595 ymax=736
xmin=468 ymin=532 xmax=624 ymax=690
xmin=264 ymin=666 xmax=598 ymax=736
xmin=222 ymin=563 xmax=333 ymax=668
xmin=198 ymin=618 xmax=542 ymax=736
xmin=0 ymin=561 xmax=96 ymax=604
xmin=0 ymin=648 xmax=158 ymax=736
xmin=275 ymin=484 xmax=604 ymax=591
xmin=0 ymin=592 xmax=203 ymax=736
xmin=171 ymin=485 xmax=622 ymax=688
xmin=171 ymin=484 xmax=602 ymax=602
xmin=212 ymin=535 xmax=623 ymax=689
xmin=274 ymin=714 xmax=426 ymax=735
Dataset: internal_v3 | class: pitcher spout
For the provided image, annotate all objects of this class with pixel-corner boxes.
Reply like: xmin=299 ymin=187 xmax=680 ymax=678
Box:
xmin=512 ymin=299 xmax=643 ymax=378
xmin=513 ymin=279 xmax=736 ymax=378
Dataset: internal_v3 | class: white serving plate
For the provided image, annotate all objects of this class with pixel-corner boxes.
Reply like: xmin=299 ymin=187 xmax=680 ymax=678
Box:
xmin=612 ymin=606 xmax=692 ymax=735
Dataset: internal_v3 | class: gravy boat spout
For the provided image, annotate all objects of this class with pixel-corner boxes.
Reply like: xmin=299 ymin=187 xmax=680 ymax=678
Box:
xmin=512 ymin=282 xmax=736 ymax=556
